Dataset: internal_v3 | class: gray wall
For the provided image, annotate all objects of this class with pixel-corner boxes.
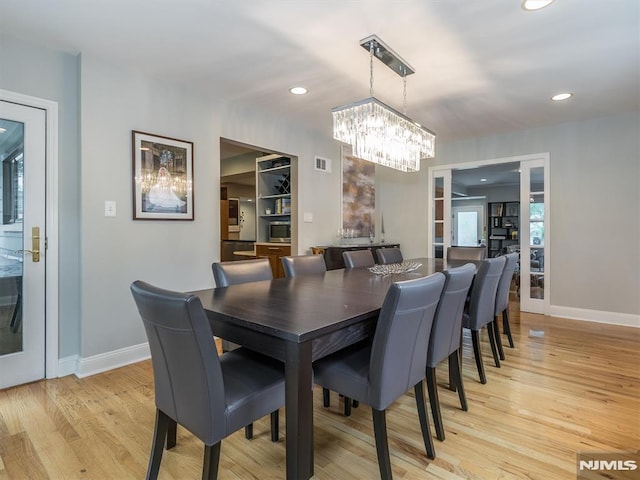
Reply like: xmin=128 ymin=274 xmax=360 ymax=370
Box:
xmin=379 ymin=111 xmax=640 ymax=315
xmin=2 ymin=35 xmax=638 ymax=365
xmin=78 ymin=53 xmax=340 ymax=357
xmin=0 ymin=35 xmax=81 ymax=357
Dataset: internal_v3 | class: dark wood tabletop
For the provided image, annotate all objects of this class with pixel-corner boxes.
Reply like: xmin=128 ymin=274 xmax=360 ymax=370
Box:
xmin=191 ymin=257 xmax=476 ymax=480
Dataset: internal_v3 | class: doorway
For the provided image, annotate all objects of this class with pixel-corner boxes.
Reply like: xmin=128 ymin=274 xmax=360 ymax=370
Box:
xmin=428 ymin=154 xmax=550 ymax=315
xmin=452 ymin=204 xmax=484 ymax=247
xmin=0 ymin=97 xmax=51 ymax=389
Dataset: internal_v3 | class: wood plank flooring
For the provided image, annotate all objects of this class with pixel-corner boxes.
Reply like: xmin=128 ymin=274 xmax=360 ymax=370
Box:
xmin=1 ymin=307 xmax=638 ymax=479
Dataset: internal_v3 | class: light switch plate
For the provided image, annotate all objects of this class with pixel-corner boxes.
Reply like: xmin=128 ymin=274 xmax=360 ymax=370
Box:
xmin=303 ymin=212 xmax=313 ymax=223
xmin=104 ymin=200 xmax=116 ymax=217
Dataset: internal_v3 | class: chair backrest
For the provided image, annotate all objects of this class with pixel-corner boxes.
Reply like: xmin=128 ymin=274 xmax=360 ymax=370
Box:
xmin=427 ymin=263 xmax=476 ymax=367
xmin=130 ymin=281 xmax=225 ymax=445
xmin=447 ymin=246 xmax=487 ymax=261
xmin=368 ymin=272 xmax=445 ymax=410
xmin=494 ymin=252 xmax=519 ymax=315
xmin=282 ymin=254 xmax=327 ymax=278
xmin=212 ymin=258 xmax=273 ymax=287
xmin=466 ymin=256 xmax=506 ymax=330
xmin=376 ymin=247 xmax=403 ymax=265
xmin=342 ymin=249 xmax=375 ymax=269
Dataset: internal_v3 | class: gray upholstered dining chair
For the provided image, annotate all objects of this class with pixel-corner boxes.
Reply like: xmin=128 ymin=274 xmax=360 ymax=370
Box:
xmin=130 ymin=281 xmax=285 ymax=480
xmin=446 ymin=246 xmax=487 ymax=261
xmin=313 ymin=273 xmax=446 ymax=479
xmin=462 ymin=256 xmax=506 ymax=384
xmin=375 ymin=247 xmax=403 ymax=265
xmin=494 ymin=252 xmax=519 ymax=349
xmin=281 ymin=254 xmax=327 ymax=278
xmin=211 ymin=257 xmax=278 ymax=440
xmin=212 ymin=258 xmax=273 ymax=288
xmin=425 ymin=263 xmax=475 ymax=441
xmin=211 ymin=258 xmax=273 ymax=353
xmin=342 ymin=249 xmax=375 ymax=268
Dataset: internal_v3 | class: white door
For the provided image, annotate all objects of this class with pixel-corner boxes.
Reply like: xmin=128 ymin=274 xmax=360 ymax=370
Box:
xmin=428 ymin=170 xmax=451 ymax=257
xmin=519 ymin=159 xmax=549 ymax=314
xmin=0 ymin=101 xmax=46 ymax=389
xmin=452 ymin=205 xmax=484 ymax=246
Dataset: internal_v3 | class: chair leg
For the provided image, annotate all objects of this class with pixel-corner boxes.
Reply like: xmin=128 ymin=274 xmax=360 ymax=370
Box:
xmin=503 ymin=309 xmax=514 ymax=348
xmin=202 ymin=442 xmax=221 ymax=480
xmin=270 ymin=410 xmax=279 ymax=442
xmin=344 ymin=396 xmax=352 ymax=417
xmin=245 ymin=423 xmax=253 ymax=440
xmin=323 ymin=388 xmax=330 ymax=407
xmin=425 ymin=366 xmax=445 ymax=441
xmin=165 ymin=418 xmax=177 ymax=449
xmin=486 ymin=323 xmax=501 ymax=368
xmin=493 ymin=319 xmax=505 ymax=361
xmin=449 ymin=351 xmax=468 ymax=412
xmin=372 ymin=409 xmax=393 ymax=480
xmin=449 ymin=330 xmax=464 ymax=392
xmin=471 ymin=330 xmax=487 ymax=384
xmin=146 ymin=409 xmax=170 ymax=480
xmin=414 ymin=381 xmax=436 ymax=459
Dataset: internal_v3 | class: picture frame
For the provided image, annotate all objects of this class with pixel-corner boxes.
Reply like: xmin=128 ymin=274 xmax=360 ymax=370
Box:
xmin=132 ymin=131 xmax=194 ymax=220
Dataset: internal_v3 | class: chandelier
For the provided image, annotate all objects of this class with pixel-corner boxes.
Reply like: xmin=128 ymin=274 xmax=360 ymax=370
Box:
xmin=332 ymin=35 xmax=435 ymax=172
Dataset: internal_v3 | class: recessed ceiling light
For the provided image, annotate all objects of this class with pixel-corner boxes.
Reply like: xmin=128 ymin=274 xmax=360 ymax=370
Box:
xmin=521 ymin=0 xmax=555 ymax=11
xmin=480 ymin=178 xmax=487 ymax=182
xmin=551 ymin=92 xmax=573 ymax=101
xmin=0 ymin=127 xmax=6 ymax=133
xmin=289 ymin=86 xmax=308 ymax=95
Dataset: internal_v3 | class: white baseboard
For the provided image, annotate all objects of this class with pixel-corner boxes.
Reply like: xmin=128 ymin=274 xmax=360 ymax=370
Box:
xmin=549 ymin=305 xmax=640 ymax=328
xmin=75 ymin=342 xmax=150 ymax=378
xmin=59 ymin=306 xmax=636 ymax=380
xmin=57 ymin=355 xmax=79 ymax=377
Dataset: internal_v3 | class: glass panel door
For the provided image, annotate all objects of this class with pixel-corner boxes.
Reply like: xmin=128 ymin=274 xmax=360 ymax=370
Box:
xmin=520 ymin=160 xmax=548 ymax=314
xmin=0 ymin=100 xmax=46 ymax=389
xmin=0 ymin=118 xmax=24 ymax=356
xmin=429 ymin=169 xmax=451 ymax=258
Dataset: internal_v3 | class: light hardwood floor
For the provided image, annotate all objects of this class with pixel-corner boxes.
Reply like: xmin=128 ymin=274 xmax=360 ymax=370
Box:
xmin=1 ymin=307 xmax=638 ymax=479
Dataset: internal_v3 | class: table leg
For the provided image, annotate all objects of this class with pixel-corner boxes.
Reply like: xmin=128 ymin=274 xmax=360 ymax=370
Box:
xmin=285 ymin=341 xmax=313 ymax=480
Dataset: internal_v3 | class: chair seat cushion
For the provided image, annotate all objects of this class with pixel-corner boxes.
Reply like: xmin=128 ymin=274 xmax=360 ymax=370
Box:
xmin=313 ymin=342 xmax=371 ymax=405
xmin=220 ymin=348 xmax=285 ymax=435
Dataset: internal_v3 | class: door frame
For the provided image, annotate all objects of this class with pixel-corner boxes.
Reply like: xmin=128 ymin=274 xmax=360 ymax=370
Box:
xmin=427 ymin=152 xmax=550 ymax=315
xmin=1 ymin=89 xmax=59 ymax=379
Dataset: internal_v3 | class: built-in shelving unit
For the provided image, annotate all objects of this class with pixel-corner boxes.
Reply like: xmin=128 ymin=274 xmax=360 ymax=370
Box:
xmin=256 ymin=154 xmax=291 ymax=243
xmin=488 ymin=201 xmax=519 ymax=257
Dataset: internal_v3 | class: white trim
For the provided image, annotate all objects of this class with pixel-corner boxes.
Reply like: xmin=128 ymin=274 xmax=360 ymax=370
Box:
xmin=57 ymin=355 xmax=79 ymax=377
xmin=550 ymin=306 xmax=640 ymax=328
xmin=76 ymin=343 xmax=151 ymax=378
xmin=0 ymin=89 xmax=59 ymax=380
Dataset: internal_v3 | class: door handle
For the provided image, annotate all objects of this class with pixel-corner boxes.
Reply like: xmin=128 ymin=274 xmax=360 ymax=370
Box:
xmin=16 ymin=226 xmax=40 ymax=262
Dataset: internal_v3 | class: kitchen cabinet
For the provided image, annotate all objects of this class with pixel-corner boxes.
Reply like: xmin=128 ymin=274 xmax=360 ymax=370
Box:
xmin=255 ymin=243 xmax=290 ymax=278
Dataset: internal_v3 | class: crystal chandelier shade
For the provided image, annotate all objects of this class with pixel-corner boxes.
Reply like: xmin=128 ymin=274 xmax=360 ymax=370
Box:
xmin=332 ymin=97 xmax=435 ymax=172
xmin=332 ymin=35 xmax=435 ymax=172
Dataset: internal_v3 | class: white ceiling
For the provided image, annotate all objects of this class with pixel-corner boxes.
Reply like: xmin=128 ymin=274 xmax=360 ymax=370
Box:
xmin=1 ymin=0 xmax=638 ymax=143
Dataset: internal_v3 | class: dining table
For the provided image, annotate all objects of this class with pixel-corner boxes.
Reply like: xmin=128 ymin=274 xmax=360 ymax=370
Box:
xmin=191 ymin=257 xmax=478 ymax=480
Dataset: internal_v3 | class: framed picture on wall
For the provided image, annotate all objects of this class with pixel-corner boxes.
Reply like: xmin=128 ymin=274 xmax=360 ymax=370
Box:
xmin=132 ymin=131 xmax=194 ymax=220
xmin=341 ymin=145 xmax=375 ymax=238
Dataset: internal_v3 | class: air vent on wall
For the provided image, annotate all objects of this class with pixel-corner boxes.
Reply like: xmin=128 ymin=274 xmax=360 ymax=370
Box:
xmin=315 ymin=156 xmax=332 ymax=173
